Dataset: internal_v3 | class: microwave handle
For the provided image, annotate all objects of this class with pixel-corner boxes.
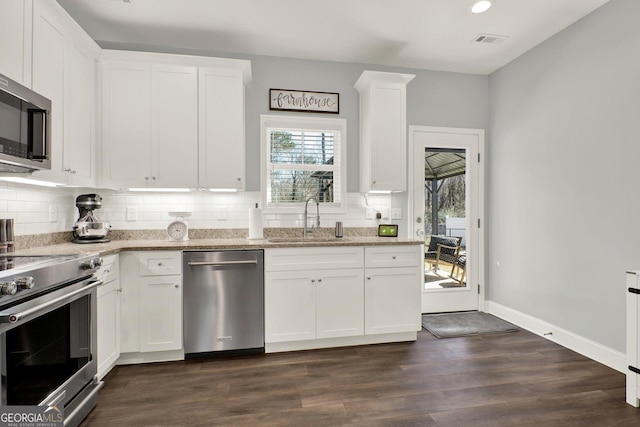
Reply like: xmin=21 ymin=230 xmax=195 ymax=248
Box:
xmin=28 ymin=109 xmax=47 ymax=160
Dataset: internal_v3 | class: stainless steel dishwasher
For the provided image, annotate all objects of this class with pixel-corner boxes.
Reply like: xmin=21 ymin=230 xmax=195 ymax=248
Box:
xmin=183 ymin=250 xmax=264 ymax=357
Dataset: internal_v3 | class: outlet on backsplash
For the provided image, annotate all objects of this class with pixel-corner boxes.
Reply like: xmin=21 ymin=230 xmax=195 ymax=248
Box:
xmin=48 ymin=206 xmax=57 ymax=222
xmin=126 ymin=207 xmax=137 ymax=221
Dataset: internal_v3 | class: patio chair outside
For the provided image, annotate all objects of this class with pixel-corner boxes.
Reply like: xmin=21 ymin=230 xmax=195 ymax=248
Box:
xmin=425 ymin=235 xmax=462 ymax=280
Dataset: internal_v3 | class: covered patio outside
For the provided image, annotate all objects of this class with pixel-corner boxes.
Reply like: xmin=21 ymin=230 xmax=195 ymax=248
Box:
xmin=422 ymin=148 xmax=467 ymax=288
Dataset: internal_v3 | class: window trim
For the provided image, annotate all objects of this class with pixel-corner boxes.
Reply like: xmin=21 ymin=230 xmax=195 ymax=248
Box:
xmin=260 ymin=114 xmax=347 ymax=214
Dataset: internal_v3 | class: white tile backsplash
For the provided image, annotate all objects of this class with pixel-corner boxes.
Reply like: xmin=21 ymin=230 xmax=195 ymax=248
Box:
xmin=0 ymin=184 xmax=392 ymax=236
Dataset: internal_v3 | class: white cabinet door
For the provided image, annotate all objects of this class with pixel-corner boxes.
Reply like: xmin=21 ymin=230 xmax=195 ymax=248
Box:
xmin=364 ymin=266 xmax=421 ymax=335
xmin=265 ymin=268 xmax=364 ymax=343
xmin=355 ymin=71 xmax=415 ymax=192
xmin=316 ymin=269 xmax=364 ymax=339
xmin=0 ymin=0 xmax=31 ymax=84
xmin=97 ymin=278 xmax=120 ymax=379
xmin=198 ymin=67 xmax=245 ymax=190
xmin=118 ymin=267 xmax=140 ymax=353
xmin=64 ymin=41 xmax=97 ymax=186
xmin=152 ymin=64 xmax=198 ymax=188
xmin=101 ymin=61 xmax=152 ymax=188
xmin=139 ymin=277 xmax=182 ymax=352
xmin=31 ymin=0 xmax=67 ymax=183
xmin=265 ymin=271 xmax=316 ymax=343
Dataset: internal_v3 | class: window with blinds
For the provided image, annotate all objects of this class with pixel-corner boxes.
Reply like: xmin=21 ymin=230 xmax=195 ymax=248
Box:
xmin=261 ymin=115 xmax=346 ymax=210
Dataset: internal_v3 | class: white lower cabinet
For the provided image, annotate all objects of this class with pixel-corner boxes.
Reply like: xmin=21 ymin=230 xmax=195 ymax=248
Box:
xmin=364 ymin=246 xmax=422 ymax=335
xmin=264 ymin=245 xmax=421 ymax=351
xmin=138 ymin=276 xmax=183 ymax=352
xmin=265 ymin=247 xmax=364 ymax=343
xmin=96 ymin=255 xmax=120 ymax=379
xmin=365 ymin=267 xmax=421 ymax=334
xmin=265 ymin=268 xmax=364 ymax=343
xmin=119 ymin=251 xmax=183 ymax=360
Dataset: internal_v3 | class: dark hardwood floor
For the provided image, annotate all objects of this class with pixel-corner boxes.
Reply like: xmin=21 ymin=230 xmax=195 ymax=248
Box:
xmin=82 ymin=329 xmax=640 ymax=426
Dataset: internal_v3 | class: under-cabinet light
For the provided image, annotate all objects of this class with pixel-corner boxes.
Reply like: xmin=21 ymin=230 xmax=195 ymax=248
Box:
xmin=128 ymin=188 xmax=191 ymax=192
xmin=470 ymin=0 xmax=492 ymax=14
xmin=368 ymin=190 xmax=392 ymax=194
xmin=0 ymin=176 xmax=62 ymax=188
xmin=208 ymin=188 xmax=238 ymax=192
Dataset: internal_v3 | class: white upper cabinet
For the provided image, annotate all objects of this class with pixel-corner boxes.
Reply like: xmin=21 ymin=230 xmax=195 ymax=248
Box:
xmin=101 ymin=57 xmax=199 ymax=189
xmin=0 ymin=0 xmax=32 ymax=84
xmin=198 ymin=67 xmax=247 ymax=190
xmin=31 ymin=0 xmax=100 ymax=186
xmin=354 ymin=70 xmax=415 ymax=192
xmin=100 ymin=60 xmax=153 ymax=188
xmin=99 ymin=51 xmax=250 ymax=189
xmin=31 ymin=0 xmax=66 ymax=183
xmin=64 ymin=39 xmax=99 ymax=186
xmin=153 ymin=64 xmax=199 ymax=188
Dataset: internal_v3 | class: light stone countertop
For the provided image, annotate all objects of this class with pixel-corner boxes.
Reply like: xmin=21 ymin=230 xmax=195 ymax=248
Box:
xmin=14 ymin=236 xmax=423 ymax=257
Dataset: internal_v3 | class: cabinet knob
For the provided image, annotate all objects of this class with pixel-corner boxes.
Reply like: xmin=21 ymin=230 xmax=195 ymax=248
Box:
xmin=311 ymin=279 xmax=316 ymax=283
xmin=158 ymin=262 xmax=163 ymax=266
xmin=372 ymin=180 xmax=377 ymax=185
xmin=174 ymin=284 xmax=179 ymax=288
xmin=117 ymin=288 xmax=122 ymax=293
xmin=392 ymin=255 xmax=397 ymax=260
xmin=367 ymin=276 xmax=371 ymax=280
xmin=145 ymin=176 xmax=149 ymax=181
xmin=318 ymin=278 xmax=322 ymax=283
xmin=237 ymin=177 xmax=241 ymax=181
xmin=152 ymin=176 xmax=157 ymax=180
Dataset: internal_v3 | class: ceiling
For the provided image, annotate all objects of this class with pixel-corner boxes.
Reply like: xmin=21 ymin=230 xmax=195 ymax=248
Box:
xmin=56 ymin=0 xmax=611 ymax=75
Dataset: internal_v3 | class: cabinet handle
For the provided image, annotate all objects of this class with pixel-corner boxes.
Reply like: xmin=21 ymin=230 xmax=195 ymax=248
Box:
xmin=117 ymin=288 xmax=122 ymax=293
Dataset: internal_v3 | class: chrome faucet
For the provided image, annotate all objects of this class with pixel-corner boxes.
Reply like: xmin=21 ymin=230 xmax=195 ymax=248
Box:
xmin=303 ymin=196 xmax=320 ymax=238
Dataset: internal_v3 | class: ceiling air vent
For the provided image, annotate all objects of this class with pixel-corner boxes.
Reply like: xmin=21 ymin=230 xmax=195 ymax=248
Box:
xmin=473 ymin=34 xmax=509 ymax=44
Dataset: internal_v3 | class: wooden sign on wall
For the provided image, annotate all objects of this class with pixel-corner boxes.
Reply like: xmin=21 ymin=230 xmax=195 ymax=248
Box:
xmin=269 ymin=89 xmax=339 ymax=114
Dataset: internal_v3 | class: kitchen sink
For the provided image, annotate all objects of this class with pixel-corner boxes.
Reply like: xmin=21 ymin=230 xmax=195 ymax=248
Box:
xmin=267 ymin=237 xmax=349 ymax=243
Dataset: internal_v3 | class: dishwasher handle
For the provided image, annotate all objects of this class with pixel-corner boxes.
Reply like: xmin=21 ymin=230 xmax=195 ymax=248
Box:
xmin=187 ymin=260 xmax=258 ymax=267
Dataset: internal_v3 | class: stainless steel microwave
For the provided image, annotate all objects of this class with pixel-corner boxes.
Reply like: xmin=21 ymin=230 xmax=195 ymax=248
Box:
xmin=0 ymin=72 xmax=51 ymax=173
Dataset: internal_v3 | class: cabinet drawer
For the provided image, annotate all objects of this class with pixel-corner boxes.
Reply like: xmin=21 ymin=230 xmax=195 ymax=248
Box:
xmin=365 ymin=245 xmax=422 ymax=268
xmin=265 ymin=247 xmax=363 ymax=272
xmin=137 ymin=251 xmax=182 ymax=276
xmin=97 ymin=254 xmax=119 ymax=284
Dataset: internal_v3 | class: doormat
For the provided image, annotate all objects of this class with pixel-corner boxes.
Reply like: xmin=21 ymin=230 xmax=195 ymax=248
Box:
xmin=422 ymin=311 xmax=519 ymax=338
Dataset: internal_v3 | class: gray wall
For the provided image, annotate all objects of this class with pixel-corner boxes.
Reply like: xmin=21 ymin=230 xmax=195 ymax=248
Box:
xmin=244 ymin=57 xmax=489 ymax=192
xmin=488 ymin=0 xmax=640 ymax=352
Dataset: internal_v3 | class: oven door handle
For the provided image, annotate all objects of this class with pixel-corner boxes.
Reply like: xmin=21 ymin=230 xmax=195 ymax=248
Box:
xmin=0 ymin=279 xmax=103 ymax=324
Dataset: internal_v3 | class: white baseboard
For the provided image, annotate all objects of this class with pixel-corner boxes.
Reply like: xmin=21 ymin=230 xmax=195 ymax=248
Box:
xmin=486 ymin=301 xmax=626 ymax=373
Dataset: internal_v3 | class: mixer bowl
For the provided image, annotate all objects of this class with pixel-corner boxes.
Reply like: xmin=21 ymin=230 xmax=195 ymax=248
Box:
xmin=73 ymin=221 xmax=111 ymax=238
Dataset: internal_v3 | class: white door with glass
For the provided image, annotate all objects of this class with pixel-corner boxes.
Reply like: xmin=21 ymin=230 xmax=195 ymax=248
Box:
xmin=409 ymin=126 xmax=484 ymax=313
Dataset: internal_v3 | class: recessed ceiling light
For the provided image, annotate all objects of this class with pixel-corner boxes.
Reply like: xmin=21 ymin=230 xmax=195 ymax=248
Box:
xmin=470 ymin=0 xmax=492 ymax=14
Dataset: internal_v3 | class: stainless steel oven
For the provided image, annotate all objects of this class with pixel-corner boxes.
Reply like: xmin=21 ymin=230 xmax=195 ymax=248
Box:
xmin=0 ymin=253 xmax=103 ymax=427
